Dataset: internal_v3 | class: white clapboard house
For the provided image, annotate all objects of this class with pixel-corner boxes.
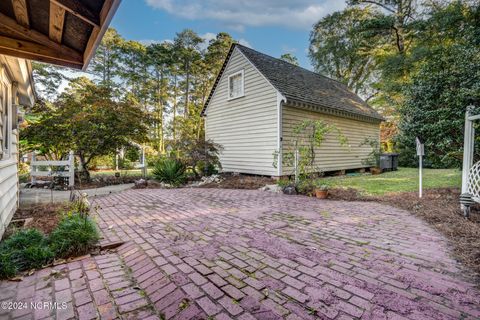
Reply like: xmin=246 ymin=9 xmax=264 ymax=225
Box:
xmin=202 ymin=44 xmax=383 ymax=177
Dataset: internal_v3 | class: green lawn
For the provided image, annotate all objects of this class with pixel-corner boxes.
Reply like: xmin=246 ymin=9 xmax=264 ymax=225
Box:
xmin=320 ymin=167 xmax=461 ymax=196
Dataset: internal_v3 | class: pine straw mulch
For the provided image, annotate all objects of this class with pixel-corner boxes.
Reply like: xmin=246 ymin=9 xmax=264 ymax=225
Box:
xmin=200 ymin=173 xmax=276 ymax=189
xmin=328 ymin=187 xmax=480 ymax=278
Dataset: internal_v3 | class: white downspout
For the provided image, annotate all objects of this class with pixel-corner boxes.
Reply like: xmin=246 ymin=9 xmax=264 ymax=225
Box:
xmin=277 ymin=92 xmax=286 ymax=177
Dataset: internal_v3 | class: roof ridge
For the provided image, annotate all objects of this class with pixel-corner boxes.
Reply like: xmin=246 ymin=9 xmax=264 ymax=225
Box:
xmin=202 ymin=43 xmax=383 ymax=121
xmin=234 ymin=43 xmax=348 ymax=88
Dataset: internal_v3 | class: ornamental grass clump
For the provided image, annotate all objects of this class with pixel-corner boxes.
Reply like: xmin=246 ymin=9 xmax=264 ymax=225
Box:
xmin=0 ymin=195 xmax=99 ymax=279
xmin=0 ymin=229 xmax=54 ymax=279
xmin=49 ymin=213 xmax=99 ymax=258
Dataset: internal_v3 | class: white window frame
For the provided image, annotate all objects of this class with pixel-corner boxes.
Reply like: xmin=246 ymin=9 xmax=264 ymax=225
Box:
xmin=227 ymin=69 xmax=244 ymax=101
xmin=0 ymin=66 xmax=12 ymax=162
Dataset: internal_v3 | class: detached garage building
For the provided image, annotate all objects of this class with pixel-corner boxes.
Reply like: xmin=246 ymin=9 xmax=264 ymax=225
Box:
xmin=201 ymin=44 xmax=383 ymax=177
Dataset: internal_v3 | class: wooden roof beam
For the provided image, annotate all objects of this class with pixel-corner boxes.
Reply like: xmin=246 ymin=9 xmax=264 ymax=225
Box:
xmin=0 ymin=35 xmax=83 ymax=68
xmin=50 ymin=0 xmax=100 ymax=28
xmin=11 ymin=0 xmax=29 ymax=28
xmin=49 ymin=1 xmax=66 ymax=43
xmin=0 ymin=12 xmax=83 ymax=67
xmin=83 ymin=0 xmax=120 ymax=70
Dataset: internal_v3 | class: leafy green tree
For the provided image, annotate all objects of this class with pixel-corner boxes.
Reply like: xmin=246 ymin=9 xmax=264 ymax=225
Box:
xmin=396 ymin=2 xmax=480 ymax=168
xmin=174 ymin=29 xmax=203 ymax=118
xmin=146 ymin=42 xmax=174 ymax=153
xmin=119 ymin=40 xmax=148 ymax=101
xmin=88 ymin=28 xmax=124 ymax=91
xmin=22 ymin=77 xmax=149 ymax=180
xmin=348 ymin=0 xmax=417 ymax=54
xmin=280 ymin=53 xmax=299 ymax=66
xmin=31 ymin=62 xmax=68 ymax=100
xmin=309 ymin=6 xmax=385 ymax=96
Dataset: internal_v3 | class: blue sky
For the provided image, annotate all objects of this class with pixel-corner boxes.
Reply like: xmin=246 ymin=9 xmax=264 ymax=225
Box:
xmin=109 ymin=0 xmax=347 ymax=69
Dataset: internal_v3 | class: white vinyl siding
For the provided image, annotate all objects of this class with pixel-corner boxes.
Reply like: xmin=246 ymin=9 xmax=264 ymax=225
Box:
xmin=205 ymin=48 xmax=279 ymax=176
xmin=0 ymin=55 xmax=27 ymax=238
xmin=281 ymin=105 xmax=380 ymax=175
xmin=0 ymin=130 xmax=18 ymax=237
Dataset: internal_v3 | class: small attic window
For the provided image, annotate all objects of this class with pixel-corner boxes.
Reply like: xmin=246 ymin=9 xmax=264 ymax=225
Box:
xmin=228 ymin=70 xmax=244 ymax=100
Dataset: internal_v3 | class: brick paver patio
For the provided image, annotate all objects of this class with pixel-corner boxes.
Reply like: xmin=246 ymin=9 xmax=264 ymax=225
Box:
xmin=1 ymin=188 xmax=479 ymax=319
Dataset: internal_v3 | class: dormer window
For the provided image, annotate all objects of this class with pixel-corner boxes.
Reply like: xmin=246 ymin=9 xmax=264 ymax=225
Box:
xmin=228 ymin=70 xmax=244 ymax=100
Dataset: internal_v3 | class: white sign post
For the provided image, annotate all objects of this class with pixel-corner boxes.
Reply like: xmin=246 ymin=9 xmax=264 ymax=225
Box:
xmin=416 ymin=137 xmax=424 ymax=198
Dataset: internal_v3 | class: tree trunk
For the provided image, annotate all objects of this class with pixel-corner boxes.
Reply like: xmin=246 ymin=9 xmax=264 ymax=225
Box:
xmin=78 ymin=153 xmax=91 ymax=182
xmin=159 ymin=71 xmax=165 ymax=153
xmin=172 ymin=74 xmax=178 ymax=141
xmin=184 ymin=59 xmax=190 ymax=118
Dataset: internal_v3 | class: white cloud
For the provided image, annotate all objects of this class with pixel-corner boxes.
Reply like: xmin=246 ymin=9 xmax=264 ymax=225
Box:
xmin=199 ymin=32 xmax=251 ymax=50
xmin=199 ymin=32 xmax=217 ymax=50
xmin=238 ymin=39 xmax=251 ymax=48
xmin=145 ymin=0 xmax=346 ymax=30
xmin=200 ymin=32 xmax=217 ymax=43
xmin=281 ymin=45 xmax=298 ymax=54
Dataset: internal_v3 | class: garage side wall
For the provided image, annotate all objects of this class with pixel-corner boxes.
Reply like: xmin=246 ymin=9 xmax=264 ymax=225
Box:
xmin=205 ymin=49 xmax=279 ymax=176
xmin=281 ymin=105 xmax=380 ymax=176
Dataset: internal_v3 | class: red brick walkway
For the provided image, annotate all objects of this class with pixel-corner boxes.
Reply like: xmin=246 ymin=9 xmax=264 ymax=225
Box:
xmin=1 ymin=189 xmax=479 ymax=319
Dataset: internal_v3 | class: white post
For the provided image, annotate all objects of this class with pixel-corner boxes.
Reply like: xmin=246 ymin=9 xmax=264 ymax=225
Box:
xmin=142 ymin=146 xmax=146 ymax=178
xmin=462 ymin=106 xmax=475 ymax=196
xmin=419 ymin=155 xmax=423 ymax=198
xmin=115 ymin=152 xmax=119 ymax=171
xmin=294 ymin=141 xmax=299 ymax=184
xmin=31 ymin=151 xmax=36 ymax=185
xmin=68 ymin=151 xmax=75 ymax=187
xmin=30 ymin=151 xmax=37 ymax=184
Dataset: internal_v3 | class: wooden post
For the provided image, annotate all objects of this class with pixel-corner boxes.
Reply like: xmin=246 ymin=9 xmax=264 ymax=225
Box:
xmin=68 ymin=150 xmax=74 ymax=187
xmin=462 ymin=106 xmax=475 ymax=196
xmin=31 ymin=151 xmax=36 ymax=185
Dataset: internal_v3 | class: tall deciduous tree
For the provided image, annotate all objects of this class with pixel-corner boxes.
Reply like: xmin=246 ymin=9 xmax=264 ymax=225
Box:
xmin=396 ymin=1 xmax=480 ymax=168
xmin=309 ymin=6 xmax=385 ymax=97
xmin=348 ymin=0 xmax=417 ymax=54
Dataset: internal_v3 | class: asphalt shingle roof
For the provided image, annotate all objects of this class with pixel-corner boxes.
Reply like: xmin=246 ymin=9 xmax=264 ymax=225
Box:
xmin=203 ymin=44 xmax=383 ymax=121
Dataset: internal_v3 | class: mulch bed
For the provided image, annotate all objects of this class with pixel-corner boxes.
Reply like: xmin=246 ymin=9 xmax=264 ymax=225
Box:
xmin=6 ymin=204 xmax=67 ymax=237
xmin=329 ymin=187 xmax=480 ymax=277
xmin=200 ymin=173 xmax=275 ymax=189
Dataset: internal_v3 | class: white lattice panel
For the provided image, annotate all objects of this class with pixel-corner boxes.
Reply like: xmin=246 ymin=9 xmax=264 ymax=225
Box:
xmin=467 ymin=161 xmax=480 ymax=202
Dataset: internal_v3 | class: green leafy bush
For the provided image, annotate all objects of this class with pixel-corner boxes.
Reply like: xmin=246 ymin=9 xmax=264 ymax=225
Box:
xmin=0 ymin=229 xmax=54 ymax=279
xmin=197 ymin=161 xmax=218 ymax=176
xmin=296 ymin=179 xmax=316 ymax=195
xmin=171 ymin=139 xmax=223 ymax=178
xmin=152 ymin=158 xmax=186 ymax=186
xmin=49 ymin=214 xmax=99 ymax=258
